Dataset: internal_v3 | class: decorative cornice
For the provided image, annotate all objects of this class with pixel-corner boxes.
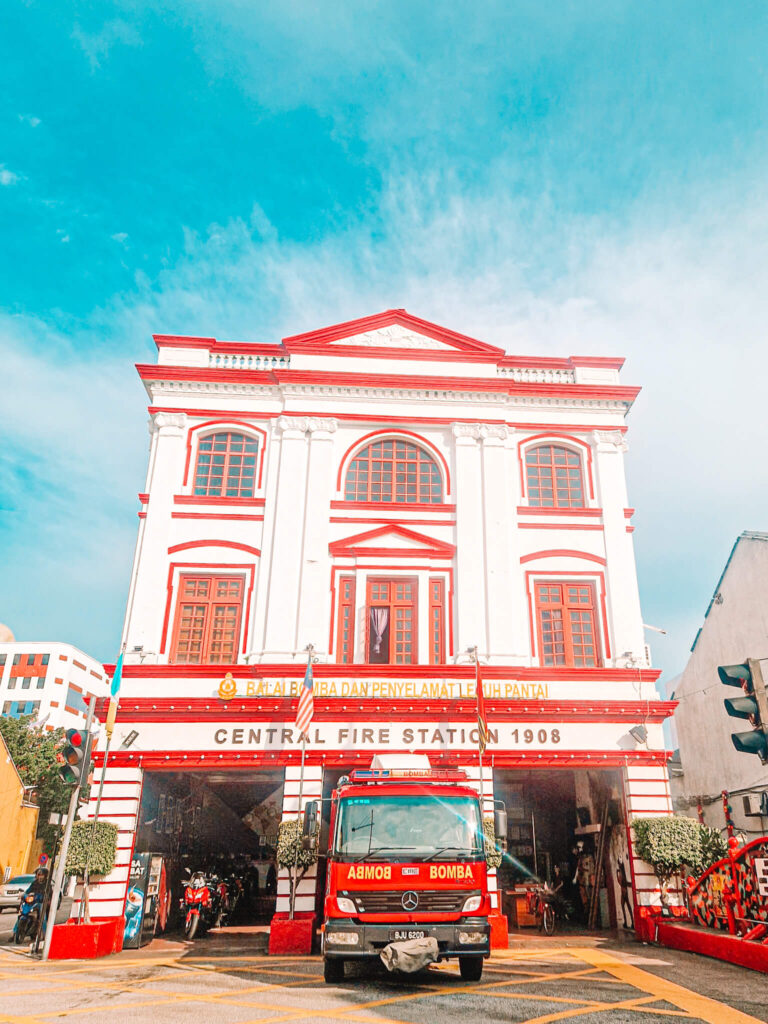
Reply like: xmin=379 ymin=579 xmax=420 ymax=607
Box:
xmin=452 ymin=422 xmax=509 ymax=442
xmin=276 ymin=415 xmax=338 ymax=436
xmin=593 ymin=429 xmax=629 ymax=452
xmin=149 ymin=411 xmax=187 ymax=436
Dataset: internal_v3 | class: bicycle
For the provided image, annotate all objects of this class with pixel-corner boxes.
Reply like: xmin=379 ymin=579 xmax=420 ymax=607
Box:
xmin=527 ymin=883 xmax=559 ymax=935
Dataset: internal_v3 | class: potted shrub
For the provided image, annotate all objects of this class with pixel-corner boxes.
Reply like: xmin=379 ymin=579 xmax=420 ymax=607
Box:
xmin=268 ymin=818 xmax=318 ymax=955
xmin=632 ymin=816 xmax=726 ymax=938
xmin=49 ymin=820 xmax=121 ymax=959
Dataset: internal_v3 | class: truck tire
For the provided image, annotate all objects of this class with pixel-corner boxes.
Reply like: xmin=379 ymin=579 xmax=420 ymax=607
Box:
xmin=324 ymin=957 xmax=345 ymax=983
xmin=459 ymin=955 xmax=483 ymax=981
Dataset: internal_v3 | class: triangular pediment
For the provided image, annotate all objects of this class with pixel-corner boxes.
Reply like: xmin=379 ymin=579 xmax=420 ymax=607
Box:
xmin=330 ymin=524 xmax=455 ymax=559
xmin=283 ymin=309 xmax=504 ymax=359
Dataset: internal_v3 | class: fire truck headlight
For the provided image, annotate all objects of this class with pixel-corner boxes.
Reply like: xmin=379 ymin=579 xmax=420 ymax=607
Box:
xmin=459 ymin=930 xmax=486 ymax=944
xmin=461 ymin=894 xmax=482 ymax=913
xmin=327 ymin=931 xmax=360 ymax=945
xmin=336 ymin=897 xmax=356 ymax=915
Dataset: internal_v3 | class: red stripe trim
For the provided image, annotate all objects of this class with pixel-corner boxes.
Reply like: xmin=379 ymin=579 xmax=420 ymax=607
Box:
xmin=167 ymin=540 xmax=261 ymax=556
xmin=91 ymin=698 xmax=676 ymax=724
xmin=171 ymin=512 xmax=264 ymax=521
xmin=521 ymin=549 xmax=606 ymax=565
xmin=101 ymin=662 xmax=662 ymax=682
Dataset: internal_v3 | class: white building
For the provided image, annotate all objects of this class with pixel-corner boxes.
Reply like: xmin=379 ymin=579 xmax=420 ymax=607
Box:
xmin=79 ymin=309 xmax=675 ymax=937
xmin=671 ymin=531 xmax=768 ymax=835
xmin=0 ymin=641 xmax=108 ymax=732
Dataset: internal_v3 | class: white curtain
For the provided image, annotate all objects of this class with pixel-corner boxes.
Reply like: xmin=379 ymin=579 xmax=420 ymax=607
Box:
xmin=370 ymin=607 xmax=389 ymax=654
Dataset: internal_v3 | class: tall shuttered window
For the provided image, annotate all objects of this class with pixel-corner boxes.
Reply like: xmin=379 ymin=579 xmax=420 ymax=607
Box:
xmin=170 ymin=575 xmax=244 ymax=664
xmin=535 ymin=581 xmax=600 ymax=668
xmin=366 ymin=578 xmax=417 ymax=665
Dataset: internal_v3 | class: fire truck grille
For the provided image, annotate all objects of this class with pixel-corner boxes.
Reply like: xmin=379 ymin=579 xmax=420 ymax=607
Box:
xmin=352 ymin=890 xmax=470 ymax=914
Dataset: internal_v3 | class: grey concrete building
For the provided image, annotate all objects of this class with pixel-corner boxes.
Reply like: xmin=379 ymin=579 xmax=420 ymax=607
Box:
xmin=671 ymin=531 xmax=768 ymax=836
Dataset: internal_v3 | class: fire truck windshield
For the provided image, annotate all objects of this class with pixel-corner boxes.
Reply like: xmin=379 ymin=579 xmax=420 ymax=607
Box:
xmin=335 ymin=795 xmax=483 ymax=862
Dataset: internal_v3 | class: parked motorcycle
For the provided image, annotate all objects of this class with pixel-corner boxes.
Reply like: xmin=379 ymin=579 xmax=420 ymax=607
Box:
xmin=14 ymin=891 xmax=43 ymax=945
xmin=180 ymin=871 xmax=228 ymax=939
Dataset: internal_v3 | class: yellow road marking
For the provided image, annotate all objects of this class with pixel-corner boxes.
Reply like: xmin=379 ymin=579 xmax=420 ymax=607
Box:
xmin=571 ymin=947 xmax=764 ymax=1024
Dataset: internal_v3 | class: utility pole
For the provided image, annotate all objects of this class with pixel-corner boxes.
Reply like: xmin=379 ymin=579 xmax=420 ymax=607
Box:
xmin=42 ymin=697 xmax=95 ymax=960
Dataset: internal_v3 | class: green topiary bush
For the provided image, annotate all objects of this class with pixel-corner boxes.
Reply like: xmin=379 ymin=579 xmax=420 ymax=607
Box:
xmin=632 ymin=816 xmax=726 ymax=907
xmin=277 ymin=819 xmax=318 ymax=918
xmin=65 ymin=820 xmax=118 ymax=877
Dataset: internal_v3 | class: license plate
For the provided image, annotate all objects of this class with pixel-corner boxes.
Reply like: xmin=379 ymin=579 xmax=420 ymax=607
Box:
xmin=390 ymin=929 xmax=427 ymax=941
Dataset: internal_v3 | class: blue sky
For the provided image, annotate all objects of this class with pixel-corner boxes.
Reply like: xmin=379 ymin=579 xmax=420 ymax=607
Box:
xmin=2 ymin=1 xmax=768 ymax=679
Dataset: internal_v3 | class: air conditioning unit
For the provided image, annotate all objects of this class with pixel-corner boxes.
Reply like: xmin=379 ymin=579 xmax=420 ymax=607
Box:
xmin=743 ymin=793 xmax=768 ymax=817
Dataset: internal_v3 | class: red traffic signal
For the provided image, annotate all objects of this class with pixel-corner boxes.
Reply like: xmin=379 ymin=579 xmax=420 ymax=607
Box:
xmin=58 ymin=729 xmax=92 ymax=786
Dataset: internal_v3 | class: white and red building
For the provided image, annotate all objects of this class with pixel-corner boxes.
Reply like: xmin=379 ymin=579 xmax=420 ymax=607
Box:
xmin=82 ymin=309 xmax=675 ymax=937
xmin=0 ymin=642 xmax=108 ymax=731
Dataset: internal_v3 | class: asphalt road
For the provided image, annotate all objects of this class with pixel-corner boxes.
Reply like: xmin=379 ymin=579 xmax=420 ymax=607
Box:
xmin=0 ymin=931 xmax=765 ymax=1024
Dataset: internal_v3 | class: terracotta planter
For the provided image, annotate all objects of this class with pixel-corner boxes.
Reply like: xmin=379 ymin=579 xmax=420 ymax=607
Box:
xmin=48 ymin=917 xmax=124 ymax=959
xmin=269 ymin=912 xmax=315 ymax=955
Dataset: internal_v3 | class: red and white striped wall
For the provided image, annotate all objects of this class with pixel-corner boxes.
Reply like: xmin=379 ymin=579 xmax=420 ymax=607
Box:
xmin=70 ymin=764 xmax=143 ymax=920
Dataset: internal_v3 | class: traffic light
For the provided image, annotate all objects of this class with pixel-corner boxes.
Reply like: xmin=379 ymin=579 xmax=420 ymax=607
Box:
xmin=719 ymin=660 xmax=768 ymax=763
xmin=58 ymin=729 xmax=92 ymax=786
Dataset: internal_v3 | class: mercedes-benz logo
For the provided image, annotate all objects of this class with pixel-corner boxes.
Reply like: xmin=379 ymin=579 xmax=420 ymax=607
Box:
xmin=401 ymin=891 xmax=419 ymax=911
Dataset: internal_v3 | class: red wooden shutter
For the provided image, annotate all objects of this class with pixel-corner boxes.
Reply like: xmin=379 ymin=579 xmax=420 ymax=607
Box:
xmin=170 ymin=574 xmax=244 ymax=664
xmin=428 ymin=577 xmax=445 ymax=664
xmin=336 ymin=575 xmax=356 ymax=664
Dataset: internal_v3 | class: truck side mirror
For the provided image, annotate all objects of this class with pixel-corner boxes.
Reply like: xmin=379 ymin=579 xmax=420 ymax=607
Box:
xmin=493 ymin=809 xmax=507 ymax=844
xmin=303 ymin=800 xmax=319 ymax=838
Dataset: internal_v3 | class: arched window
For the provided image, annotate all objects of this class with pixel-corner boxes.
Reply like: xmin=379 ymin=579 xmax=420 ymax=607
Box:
xmin=525 ymin=444 xmax=585 ymax=508
xmin=344 ymin=439 xmax=443 ymax=503
xmin=193 ymin=432 xmax=259 ymax=497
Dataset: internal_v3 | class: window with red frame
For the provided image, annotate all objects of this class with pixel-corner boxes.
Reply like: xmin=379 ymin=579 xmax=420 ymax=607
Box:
xmin=366 ymin=578 xmax=417 ymax=664
xmin=170 ymin=575 xmax=244 ymax=664
xmin=345 ymin=439 xmax=442 ymax=503
xmin=525 ymin=445 xmax=585 ymax=508
xmin=336 ymin=576 xmax=356 ymax=664
xmin=535 ymin=581 xmax=600 ymax=667
xmin=428 ymin=577 xmax=445 ymax=664
xmin=193 ymin=432 xmax=259 ymax=498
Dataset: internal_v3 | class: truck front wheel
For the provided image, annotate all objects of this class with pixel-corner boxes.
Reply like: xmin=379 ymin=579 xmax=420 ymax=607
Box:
xmin=324 ymin=957 xmax=345 ymax=984
xmin=459 ymin=956 xmax=483 ymax=982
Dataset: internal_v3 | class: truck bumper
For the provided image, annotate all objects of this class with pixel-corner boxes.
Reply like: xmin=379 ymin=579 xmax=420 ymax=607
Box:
xmin=323 ymin=917 xmax=490 ymax=959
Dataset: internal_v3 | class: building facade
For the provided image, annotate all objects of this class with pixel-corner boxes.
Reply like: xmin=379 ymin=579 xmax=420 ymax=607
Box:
xmin=670 ymin=531 xmax=768 ymax=836
xmin=82 ymin=309 xmax=674 ymax=934
xmin=0 ymin=642 xmax=108 ymax=731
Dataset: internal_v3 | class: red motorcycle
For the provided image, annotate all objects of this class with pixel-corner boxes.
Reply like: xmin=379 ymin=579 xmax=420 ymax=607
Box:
xmin=181 ymin=871 xmax=228 ymax=939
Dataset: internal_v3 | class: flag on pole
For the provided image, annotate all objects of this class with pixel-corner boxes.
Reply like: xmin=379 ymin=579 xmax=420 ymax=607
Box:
xmin=105 ymin=648 xmax=124 ymax=739
xmin=475 ymin=652 xmax=489 ymax=755
xmin=295 ymin=657 xmax=314 ymax=738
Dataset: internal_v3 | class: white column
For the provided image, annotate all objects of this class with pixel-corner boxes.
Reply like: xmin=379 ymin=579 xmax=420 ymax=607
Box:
xmin=593 ymin=431 xmax=645 ymax=664
xmin=453 ymin=425 xmax=486 ymax=656
xmin=479 ymin=427 xmax=515 ymax=663
xmin=70 ymin=764 xmax=143 ymax=920
xmin=276 ymin=764 xmax=323 ymax=915
xmin=125 ymin=413 xmax=187 ymax=658
xmin=263 ymin=417 xmax=311 ymax=657
xmin=296 ymin=419 xmax=337 ymax=655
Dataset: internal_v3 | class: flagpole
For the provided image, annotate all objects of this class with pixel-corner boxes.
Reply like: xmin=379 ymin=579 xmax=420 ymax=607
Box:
xmin=473 ymin=646 xmax=486 ymax=823
xmin=290 ymin=644 xmax=313 ymax=921
xmin=290 ymin=730 xmax=307 ymax=920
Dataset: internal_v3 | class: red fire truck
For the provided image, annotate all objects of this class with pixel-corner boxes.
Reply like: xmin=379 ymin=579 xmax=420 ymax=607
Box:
xmin=305 ymin=762 xmax=505 ymax=984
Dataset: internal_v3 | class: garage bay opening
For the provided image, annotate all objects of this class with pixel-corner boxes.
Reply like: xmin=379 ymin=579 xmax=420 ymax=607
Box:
xmin=128 ymin=769 xmax=284 ymax=945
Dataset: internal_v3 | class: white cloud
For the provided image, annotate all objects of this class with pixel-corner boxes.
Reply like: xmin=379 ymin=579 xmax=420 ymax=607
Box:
xmin=111 ymin=232 xmax=129 ymax=244
xmin=72 ymin=19 xmax=142 ymax=71
xmin=0 ymin=165 xmax=19 ymax=186
xmin=18 ymin=114 xmax=41 ymax=127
